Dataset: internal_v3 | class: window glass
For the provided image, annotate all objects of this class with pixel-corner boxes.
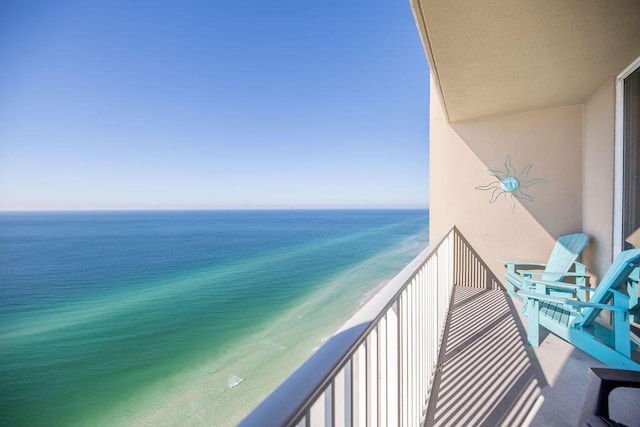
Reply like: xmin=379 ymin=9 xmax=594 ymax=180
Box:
xmin=623 ymin=67 xmax=640 ymax=249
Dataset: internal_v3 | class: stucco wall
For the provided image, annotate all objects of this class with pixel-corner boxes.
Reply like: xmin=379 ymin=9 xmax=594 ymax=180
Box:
xmin=452 ymin=105 xmax=584 ymax=237
xmin=582 ymin=78 xmax=615 ymax=281
xmin=429 ymin=76 xmax=584 ymax=281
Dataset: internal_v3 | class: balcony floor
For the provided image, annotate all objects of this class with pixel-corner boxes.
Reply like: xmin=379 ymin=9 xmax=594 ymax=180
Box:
xmin=424 ymin=285 xmax=605 ymax=427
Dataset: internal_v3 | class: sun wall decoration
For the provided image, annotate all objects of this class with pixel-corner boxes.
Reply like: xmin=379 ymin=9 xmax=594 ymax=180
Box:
xmin=475 ymin=155 xmax=546 ymax=213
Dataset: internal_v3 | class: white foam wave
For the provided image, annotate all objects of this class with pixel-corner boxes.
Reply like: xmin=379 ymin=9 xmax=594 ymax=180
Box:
xmin=227 ymin=375 xmax=245 ymax=389
xmin=261 ymin=338 xmax=288 ymax=350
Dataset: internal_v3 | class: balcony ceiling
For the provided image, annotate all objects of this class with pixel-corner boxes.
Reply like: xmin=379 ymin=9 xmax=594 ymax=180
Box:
xmin=412 ymin=0 xmax=640 ymax=122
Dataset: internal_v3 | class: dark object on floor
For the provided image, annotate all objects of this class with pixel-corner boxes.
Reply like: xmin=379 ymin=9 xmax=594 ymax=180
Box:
xmin=579 ymin=367 xmax=640 ymax=427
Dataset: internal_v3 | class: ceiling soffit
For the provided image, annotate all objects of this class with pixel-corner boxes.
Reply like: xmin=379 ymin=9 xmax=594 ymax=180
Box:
xmin=412 ymin=0 xmax=640 ymax=122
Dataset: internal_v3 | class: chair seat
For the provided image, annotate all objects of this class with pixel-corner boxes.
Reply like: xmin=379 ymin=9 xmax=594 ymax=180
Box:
xmin=539 ymin=300 xmax=572 ymax=326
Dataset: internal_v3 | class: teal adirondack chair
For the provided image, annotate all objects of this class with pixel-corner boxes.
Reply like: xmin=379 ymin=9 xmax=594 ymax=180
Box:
xmin=504 ymin=233 xmax=589 ymax=301
xmin=517 ymin=249 xmax=640 ymax=371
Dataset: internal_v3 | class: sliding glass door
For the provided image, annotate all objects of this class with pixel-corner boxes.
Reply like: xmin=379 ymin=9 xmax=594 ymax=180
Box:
xmin=622 ymin=66 xmax=640 ymax=249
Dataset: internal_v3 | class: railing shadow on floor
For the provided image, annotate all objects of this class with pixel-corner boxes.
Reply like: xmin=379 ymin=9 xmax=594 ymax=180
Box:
xmin=425 ymin=230 xmax=550 ymax=427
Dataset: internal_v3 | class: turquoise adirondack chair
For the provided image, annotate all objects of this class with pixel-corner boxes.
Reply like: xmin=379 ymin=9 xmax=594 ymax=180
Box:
xmin=517 ymin=249 xmax=640 ymax=371
xmin=504 ymin=233 xmax=589 ymax=301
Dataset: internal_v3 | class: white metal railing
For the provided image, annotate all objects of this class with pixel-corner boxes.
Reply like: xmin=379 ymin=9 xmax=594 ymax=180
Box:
xmin=239 ymin=227 xmax=473 ymax=427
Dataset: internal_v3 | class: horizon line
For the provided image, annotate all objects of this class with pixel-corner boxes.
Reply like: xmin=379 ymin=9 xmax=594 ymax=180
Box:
xmin=0 ymin=206 xmax=430 ymax=213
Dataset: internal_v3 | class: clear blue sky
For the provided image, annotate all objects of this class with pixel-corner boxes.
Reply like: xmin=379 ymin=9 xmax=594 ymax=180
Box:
xmin=0 ymin=1 xmax=430 ymax=210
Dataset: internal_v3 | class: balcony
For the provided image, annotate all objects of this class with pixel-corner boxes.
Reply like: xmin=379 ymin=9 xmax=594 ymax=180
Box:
xmin=240 ymin=227 xmax=608 ymax=426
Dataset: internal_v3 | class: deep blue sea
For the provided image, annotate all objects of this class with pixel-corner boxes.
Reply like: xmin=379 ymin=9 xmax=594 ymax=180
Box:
xmin=0 ymin=210 xmax=428 ymax=426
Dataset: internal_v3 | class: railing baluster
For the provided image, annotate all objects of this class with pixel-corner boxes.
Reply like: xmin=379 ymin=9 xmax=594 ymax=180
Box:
xmin=417 ymin=271 xmax=422 ymax=424
xmin=387 ymin=302 xmax=398 ymax=427
xmin=368 ymin=329 xmax=378 ymax=427
xmin=344 ymin=360 xmax=352 ymax=427
xmin=415 ymin=273 xmax=420 ymax=426
xmin=379 ymin=316 xmax=387 ymax=427
xmin=409 ymin=280 xmax=415 ymax=426
xmin=357 ymin=344 xmax=367 ymax=427
xmin=325 ymin=382 xmax=334 ymax=427
xmin=398 ymin=294 xmax=409 ymax=427
xmin=420 ymin=267 xmax=425 ymax=421
xmin=310 ymin=390 xmax=324 ymax=426
xmin=334 ymin=367 xmax=345 ymax=427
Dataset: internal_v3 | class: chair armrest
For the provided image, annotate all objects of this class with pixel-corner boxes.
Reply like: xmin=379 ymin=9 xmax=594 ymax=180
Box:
xmin=515 ymin=269 xmax=546 ymax=276
xmin=522 ymin=277 xmax=593 ymax=292
xmin=517 ymin=290 xmax=569 ymax=304
xmin=547 ymin=271 xmax=590 ymax=277
xmin=502 ymin=261 xmax=547 ymax=267
xmin=517 ymin=290 xmax=627 ymax=312
xmin=567 ymin=300 xmax=628 ymax=312
xmin=504 ymin=261 xmax=547 ymax=274
xmin=515 ymin=269 xmax=590 ymax=278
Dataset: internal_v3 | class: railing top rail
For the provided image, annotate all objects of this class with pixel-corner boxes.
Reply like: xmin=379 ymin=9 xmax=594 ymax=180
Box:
xmin=238 ymin=227 xmax=455 ymax=427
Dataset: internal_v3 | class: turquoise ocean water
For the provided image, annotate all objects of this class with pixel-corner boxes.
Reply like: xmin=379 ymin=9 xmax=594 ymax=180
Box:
xmin=0 ymin=210 xmax=428 ymax=426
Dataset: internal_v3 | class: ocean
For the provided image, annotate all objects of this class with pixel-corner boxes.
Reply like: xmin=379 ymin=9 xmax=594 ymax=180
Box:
xmin=0 ymin=209 xmax=428 ymax=426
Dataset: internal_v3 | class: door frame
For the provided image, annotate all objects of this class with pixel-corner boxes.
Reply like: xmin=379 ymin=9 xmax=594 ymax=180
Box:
xmin=614 ymin=55 xmax=640 ymax=255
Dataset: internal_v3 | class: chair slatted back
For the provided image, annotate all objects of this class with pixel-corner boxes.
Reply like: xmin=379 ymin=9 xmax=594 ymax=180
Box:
xmin=579 ymin=249 xmax=640 ymax=327
xmin=542 ymin=233 xmax=589 ymax=281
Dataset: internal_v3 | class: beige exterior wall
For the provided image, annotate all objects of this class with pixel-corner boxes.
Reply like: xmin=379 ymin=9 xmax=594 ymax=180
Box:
xmin=582 ymin=78 xmax=616 ymax=281
xmin=429 ymin=72 xmax=622 ymax=284
xmin=429 ymin=76 xmax=584 ymax=280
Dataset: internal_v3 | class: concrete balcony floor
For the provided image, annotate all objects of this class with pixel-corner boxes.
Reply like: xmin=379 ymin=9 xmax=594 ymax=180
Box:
xmin=425 ymin=285 xmax=606 ymax=427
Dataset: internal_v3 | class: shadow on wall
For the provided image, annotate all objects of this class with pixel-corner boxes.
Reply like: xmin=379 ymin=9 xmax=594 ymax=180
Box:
xmin=582 ymin=238 xmax=603 ymax=284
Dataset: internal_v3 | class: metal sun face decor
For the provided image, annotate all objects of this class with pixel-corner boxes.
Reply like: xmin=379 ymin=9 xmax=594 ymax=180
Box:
xmin=475 ymin=155 xmax=546 ymax=213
